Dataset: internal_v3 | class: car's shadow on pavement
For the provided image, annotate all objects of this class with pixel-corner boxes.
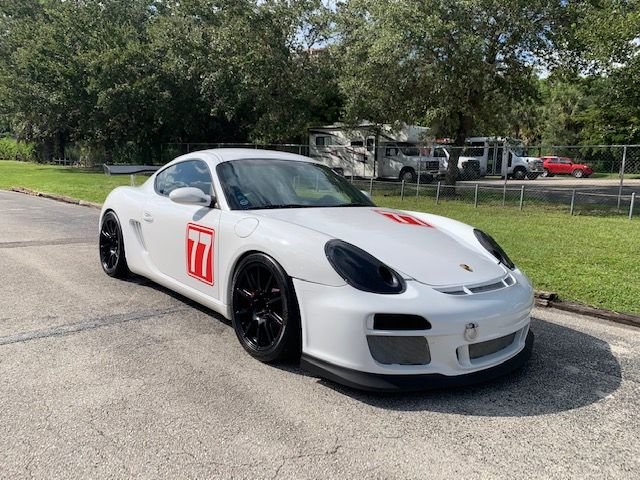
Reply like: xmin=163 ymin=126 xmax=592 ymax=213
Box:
xmin=122 ymin=276 xmax=621 ymax=417
xmin=310 ymin=317 xmax=622 ymax=416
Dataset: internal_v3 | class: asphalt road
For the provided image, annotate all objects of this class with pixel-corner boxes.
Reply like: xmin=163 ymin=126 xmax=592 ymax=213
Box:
xmin=1 ymin=190 xmax=639 ymax=479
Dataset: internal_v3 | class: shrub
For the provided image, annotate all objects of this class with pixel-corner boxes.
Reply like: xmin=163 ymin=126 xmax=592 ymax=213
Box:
xmin=0 ymin=138 xmax=36 ymax=161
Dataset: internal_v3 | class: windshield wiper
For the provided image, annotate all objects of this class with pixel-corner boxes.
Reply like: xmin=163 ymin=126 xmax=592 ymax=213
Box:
xmin=334 ymin=202 xmax=372 ymax=207
xmin=252 ymin=204 xmax=313 ymax=210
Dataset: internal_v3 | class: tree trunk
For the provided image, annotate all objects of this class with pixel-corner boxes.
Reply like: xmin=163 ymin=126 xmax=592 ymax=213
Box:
xmin=445 ymin=114 xmax=472 ymax=185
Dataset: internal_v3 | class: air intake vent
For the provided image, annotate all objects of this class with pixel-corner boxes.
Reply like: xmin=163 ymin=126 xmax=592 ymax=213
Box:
xmin=469 ymin=333 xmax=516 ymax=360
xmin=129 ymin=220 xmax=147 ymax=250
xmin=468 ymin=281 xmax=506 ymax=294
xmin=367 ymin=336 xmax=430 ymax=365
xmin=437 ymin=274 xmax=516 ymax=296
xmin=373 ymin=314 xmax=431 ymax=331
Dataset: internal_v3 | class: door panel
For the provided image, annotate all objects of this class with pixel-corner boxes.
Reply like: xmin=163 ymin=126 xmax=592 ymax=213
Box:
xmin=144 ymin=196 xmax=221 ymax=300
xmin=143 ymin=158 xmax=221 ymax=300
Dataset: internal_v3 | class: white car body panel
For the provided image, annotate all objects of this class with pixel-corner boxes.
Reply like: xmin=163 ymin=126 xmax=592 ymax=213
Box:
xmin=100 ymin=148 xmax=534 ymax=390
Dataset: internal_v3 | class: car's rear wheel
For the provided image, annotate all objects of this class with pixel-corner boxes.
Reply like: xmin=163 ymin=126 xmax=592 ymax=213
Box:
xmin=231 ymin=253 xmax=301 ymax=363
xmin=572 ymin=169 xmax=584 ymax=178
xmin=99 ymin=211 xmax=129 ymax=278
xmin=541 ymin=168 xmax=552 ymax=178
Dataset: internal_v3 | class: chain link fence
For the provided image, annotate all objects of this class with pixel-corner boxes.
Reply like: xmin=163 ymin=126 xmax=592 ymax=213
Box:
xmin=349 ymin=178 xmax=637 ymax=219
xmin=157 ymin=142 xmax=639 ymax=218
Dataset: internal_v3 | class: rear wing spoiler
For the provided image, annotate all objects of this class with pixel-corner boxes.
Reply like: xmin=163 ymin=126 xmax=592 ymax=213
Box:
xmin=103 ymin=164 xmax=161 ymax=186
xmin=103 ymin=164 xmax=161 ymax=176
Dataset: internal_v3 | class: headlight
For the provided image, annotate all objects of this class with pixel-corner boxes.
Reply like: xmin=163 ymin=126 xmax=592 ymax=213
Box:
xmin=325 ymin=240 xmax=405 ymax=294
xmin=473 ymin=229 xmax=515 ymax=270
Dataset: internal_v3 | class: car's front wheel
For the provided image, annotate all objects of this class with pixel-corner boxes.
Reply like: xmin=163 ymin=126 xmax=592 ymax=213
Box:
xmin=512 ymin=167 xmax=527 ymax=180
xmin=231 ymin=253 xmax=301 ymax=363
xmin=572 ymin=169 xmax=584 ymax=178
xmin=99 ymin=210 xmax=129 ymax=278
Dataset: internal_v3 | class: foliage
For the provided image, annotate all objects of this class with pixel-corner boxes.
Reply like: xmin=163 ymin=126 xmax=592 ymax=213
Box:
xmin=333 ymin=0 xmax=567 ymax=182
xmin=0 ymin=138 xmax=36 ymax=161
xmin=0 ymin=1 xmax=639 ymax=165
xmin=0 ymin=0 xmax=339 ymax=161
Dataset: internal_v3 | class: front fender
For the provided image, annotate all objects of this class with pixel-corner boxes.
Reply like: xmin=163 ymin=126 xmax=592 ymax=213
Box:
xmin=218 ymin=212 xmax=346 ymax=305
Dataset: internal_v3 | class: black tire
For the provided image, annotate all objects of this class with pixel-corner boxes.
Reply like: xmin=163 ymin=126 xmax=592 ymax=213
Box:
xmin=541 ymin=168 xmax=554 ymax=178
xmin=399 ymin=168 xmax=417 ymax=183
xmin=513 ymin=168 xmax=527 ymax=180
xmin=99 ymin=211 xmax=129 ymax=278
xmin=572 ymin=169 xmax=584 ymax=178
xmin=231 ymin=253 xmax=301 ymax=363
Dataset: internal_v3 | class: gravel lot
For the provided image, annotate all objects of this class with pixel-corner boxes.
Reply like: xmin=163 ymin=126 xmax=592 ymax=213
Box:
xmin=1 ymin=190 xmax=638 ymax=479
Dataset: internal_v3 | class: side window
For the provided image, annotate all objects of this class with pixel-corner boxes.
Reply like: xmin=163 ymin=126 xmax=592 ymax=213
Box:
xmin=463 ymin=141 xmax=483 ymax=156
xmin=155 ymin=160 xmax=213 ymax=197
xmin=315 ymin=136 xmax=331 ymax=146
xmin=366 ymin=138 xmax=375 ymax=152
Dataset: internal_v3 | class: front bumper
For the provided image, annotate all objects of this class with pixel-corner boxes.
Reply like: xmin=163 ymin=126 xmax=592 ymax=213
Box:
xmin=293 ymin=269 xmax=534 ymax=391
xmin=302 ymin=331 xmax=533 ymax=392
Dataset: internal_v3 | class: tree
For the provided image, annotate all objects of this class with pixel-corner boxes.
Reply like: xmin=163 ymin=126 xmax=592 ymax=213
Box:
xmin=334 ymin=0 xmax=568 ymax=183
xmin=0 ymin=0 xmax=341 ymax=162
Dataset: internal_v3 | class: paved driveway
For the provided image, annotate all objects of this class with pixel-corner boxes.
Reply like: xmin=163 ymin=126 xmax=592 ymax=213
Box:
xmin=0 ymin=190 xmax=638 ymax=479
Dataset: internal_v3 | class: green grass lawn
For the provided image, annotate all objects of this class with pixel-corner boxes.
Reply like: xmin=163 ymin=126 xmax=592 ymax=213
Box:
xmin=381 ymin=197 xmax=640 ymax=314
xmin=2 ymin=160 xmax=638 ymax=314
xmin=0 ymin=160 xmax=133 ymax=203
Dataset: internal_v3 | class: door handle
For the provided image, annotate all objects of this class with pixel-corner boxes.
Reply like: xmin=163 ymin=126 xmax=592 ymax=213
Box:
xmin=143 ymin=211 xmax=154 ymax=223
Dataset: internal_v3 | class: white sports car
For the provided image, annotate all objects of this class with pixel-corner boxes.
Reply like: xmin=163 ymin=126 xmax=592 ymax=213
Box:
xmin=99 ymin=149 xmax=534 ymax=391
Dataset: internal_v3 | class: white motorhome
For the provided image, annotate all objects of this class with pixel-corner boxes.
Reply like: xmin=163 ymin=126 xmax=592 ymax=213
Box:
xmin=455 ymin=137 xmax=544 ymax=179
xmin=308 ymin=123 xmax=443 ymax=182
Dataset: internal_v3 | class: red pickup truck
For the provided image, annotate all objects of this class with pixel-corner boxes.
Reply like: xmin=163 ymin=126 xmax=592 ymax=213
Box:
xmin=541 ymin=156 xmax=593 ymax=178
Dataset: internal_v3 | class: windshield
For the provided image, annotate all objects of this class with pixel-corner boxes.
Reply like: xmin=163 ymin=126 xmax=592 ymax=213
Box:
xmin=216 ymin=159 xmax=375 ymax=210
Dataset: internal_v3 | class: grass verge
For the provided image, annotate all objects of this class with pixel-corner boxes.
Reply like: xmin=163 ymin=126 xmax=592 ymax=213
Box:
xmin=2 ymin=160 xmax=638 ymax=314
xmin=381 ymin=196 xmax=639 ymax=314
xmin=0 ymin=161 xmax=132 ymax=203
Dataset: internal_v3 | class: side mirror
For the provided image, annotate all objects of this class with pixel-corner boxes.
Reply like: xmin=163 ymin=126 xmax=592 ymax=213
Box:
xmin=169 ymin=187 xmax=214 ymax=207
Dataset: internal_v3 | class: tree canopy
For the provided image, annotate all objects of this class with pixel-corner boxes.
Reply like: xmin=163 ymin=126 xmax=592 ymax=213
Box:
xmin=0 ymin=0 xmax=638 ymax=164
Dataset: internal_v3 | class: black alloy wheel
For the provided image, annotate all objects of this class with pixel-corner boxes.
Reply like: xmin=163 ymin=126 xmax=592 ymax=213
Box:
xmin=99 ymin=211 xmax=129 ymax=278
xmin=231 ymin=253 xmax=301 ymax=363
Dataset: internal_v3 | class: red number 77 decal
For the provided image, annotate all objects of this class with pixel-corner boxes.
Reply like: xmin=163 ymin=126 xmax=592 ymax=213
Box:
xmin=186 ymin=223 xmax=215 ymax=285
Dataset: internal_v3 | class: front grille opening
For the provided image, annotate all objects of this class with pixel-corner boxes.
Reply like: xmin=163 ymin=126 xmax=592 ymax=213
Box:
xmin=373 ymin=314 xmax=431 ymax=331
xmin=367 ymin=336 xmax=431 ymax=365
xmin=469 ymin=333 xmax=517 ymax=360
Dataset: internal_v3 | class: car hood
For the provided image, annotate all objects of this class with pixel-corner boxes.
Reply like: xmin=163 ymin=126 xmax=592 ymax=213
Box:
xmin=254 ymin=207 xmax=506 ymax=287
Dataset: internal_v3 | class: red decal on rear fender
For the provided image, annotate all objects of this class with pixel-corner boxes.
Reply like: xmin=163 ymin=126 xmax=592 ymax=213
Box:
xmin=374 ymin=210 xmax=433 ymax=227
xmin=186 ymin=223 xmax=215 ymax=285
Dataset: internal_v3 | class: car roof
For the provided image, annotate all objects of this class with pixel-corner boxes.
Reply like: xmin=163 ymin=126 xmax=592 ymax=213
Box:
xmin=173 ymin=148 xmax=318 ymax=166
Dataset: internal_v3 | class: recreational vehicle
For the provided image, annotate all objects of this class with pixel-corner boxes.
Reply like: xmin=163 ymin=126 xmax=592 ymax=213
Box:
xmin=308 ymin=123 xmax=443 ymax=182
